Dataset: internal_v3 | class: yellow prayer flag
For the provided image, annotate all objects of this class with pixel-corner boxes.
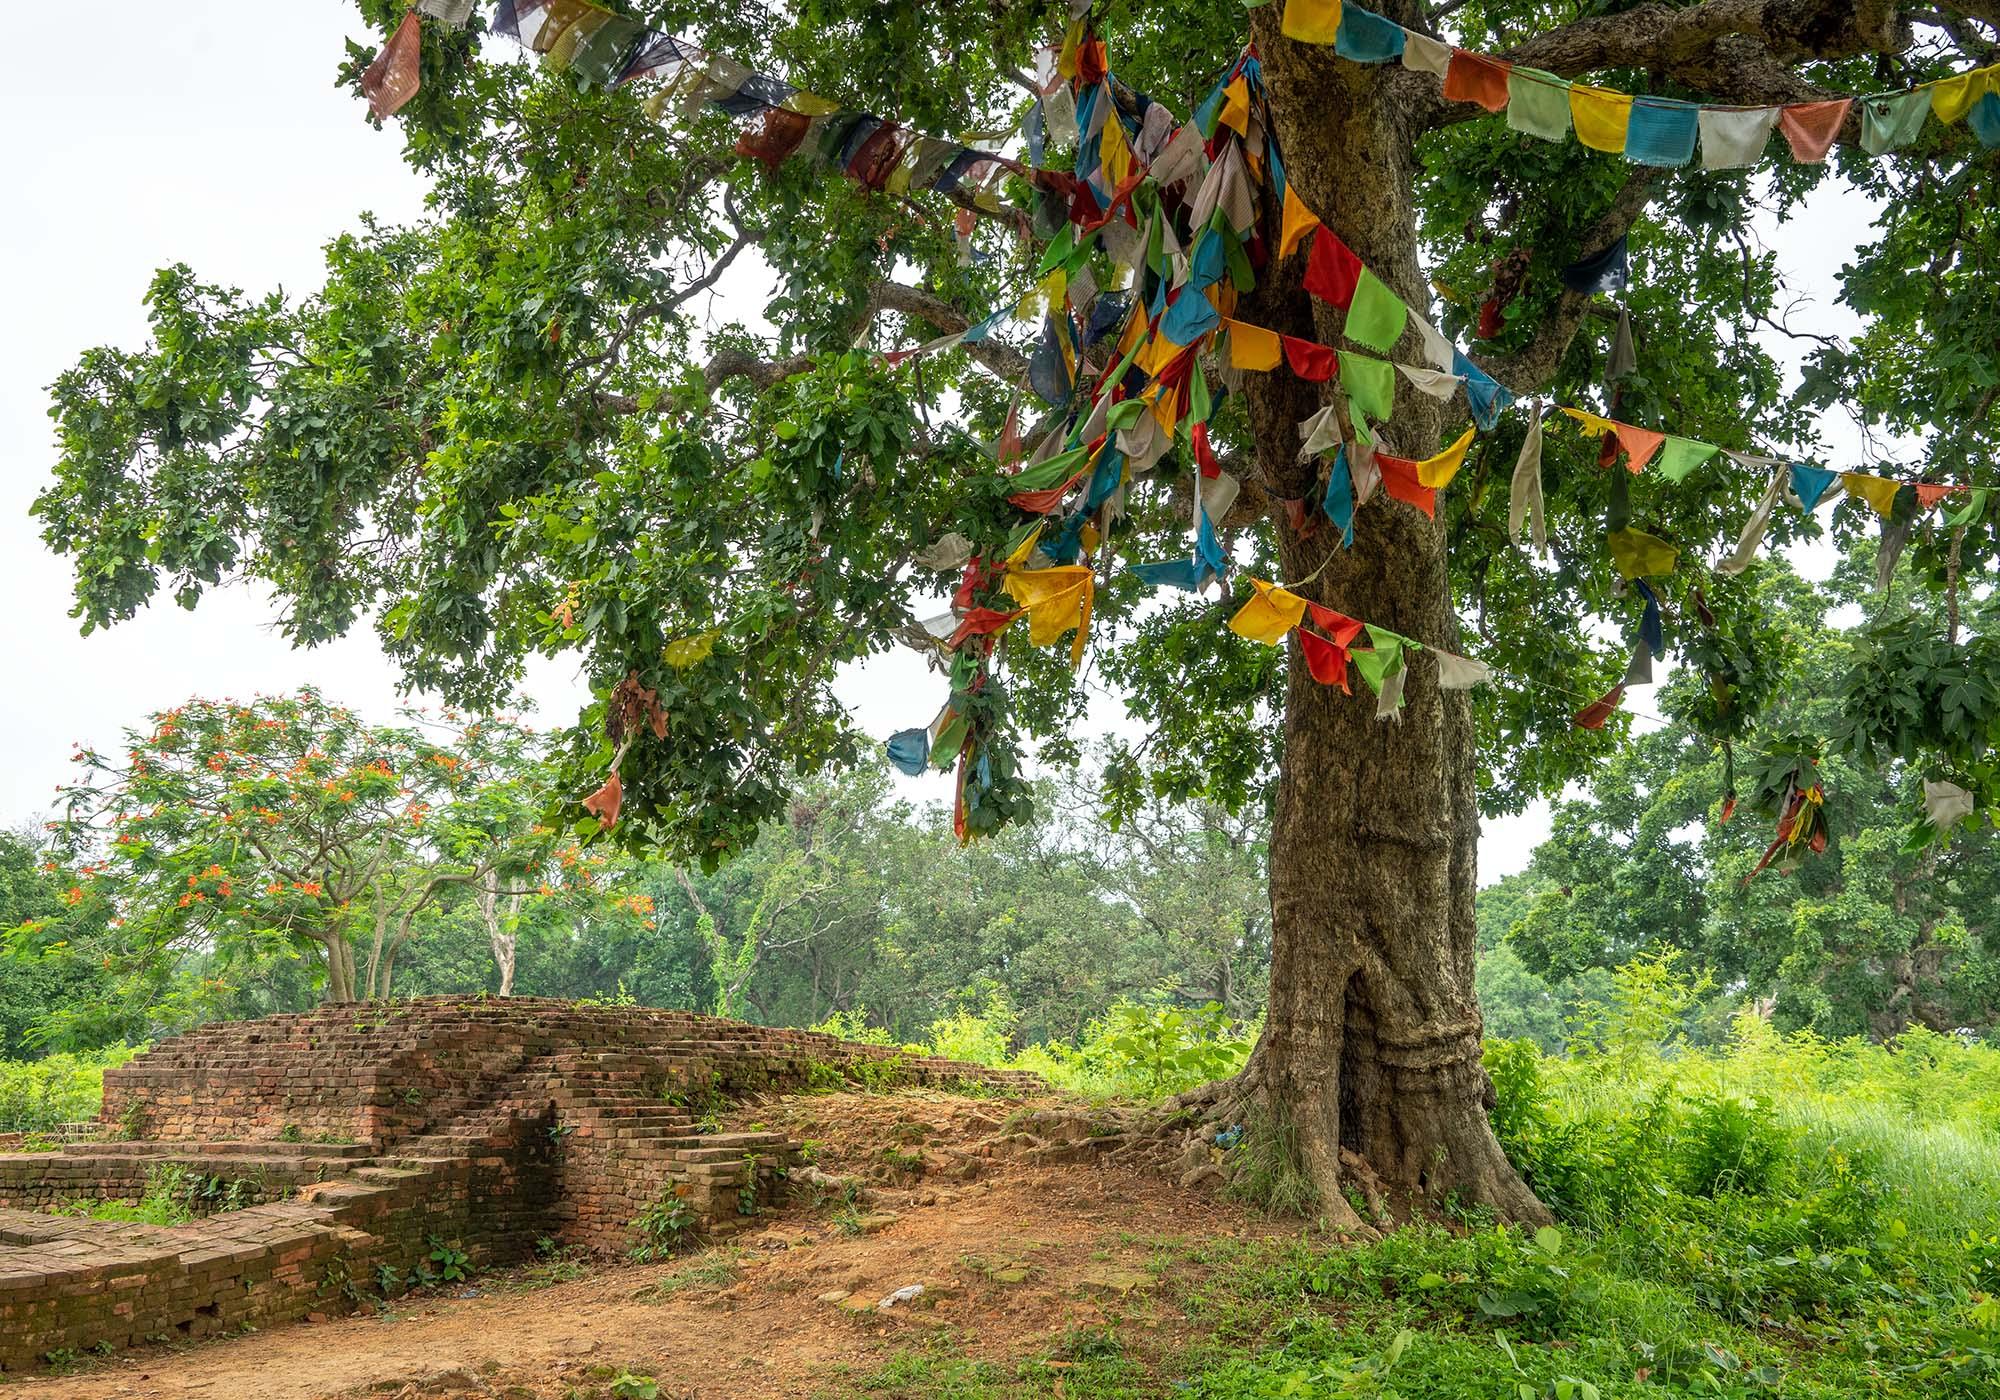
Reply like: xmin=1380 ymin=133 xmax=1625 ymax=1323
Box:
xmin=1926 ymin=65 xmax=1997 ymax=124
xmin=1606 ymin=528 xmax=1679 ymax=579
xmin=1101 ymin=114 xmax=1134 ymax=190
xmin=1417 ymin=426 xmax=1477 ymax=489
xmin=1568 ymin=85 xmax=1634 ymax=152
xmin=1280 ymin=0 xmax=1342 ymax=45
xmin=1227 ymin=579 xmax=1310 ymax=646
xmin=1219 ymin=77 xmax=1252 ymax=136
xmin=1005 ymin=521 xmax=1047 ymax=568
xmin=1561 ymin=407 xmax=1618 ymax=437
xmin=1003 ymin=565 xmax=1095 ymax=667
xmin=1279 ymin=183 xmax=1321 ymax=260
xmin=784 ymin=92 xmax=843 ymax=117
xmin=1842 ymin=472 xmax=1903 ymax=518
xmin=1226 ymin=320 xmax=1283 ymax=372
xmin=1137 ymin=326 xmax=1180 ymax=378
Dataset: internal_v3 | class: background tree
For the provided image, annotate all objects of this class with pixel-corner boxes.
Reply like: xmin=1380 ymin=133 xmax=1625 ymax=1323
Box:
xmin=10 ymin=690 xmax=563 ymax=1016
xmin=32 ymin=1 xmax=1999 ymax=1219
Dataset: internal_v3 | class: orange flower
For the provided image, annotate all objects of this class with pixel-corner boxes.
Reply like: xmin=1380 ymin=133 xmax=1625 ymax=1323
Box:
xmin=63 ymin=886 xmax=84 ymax=906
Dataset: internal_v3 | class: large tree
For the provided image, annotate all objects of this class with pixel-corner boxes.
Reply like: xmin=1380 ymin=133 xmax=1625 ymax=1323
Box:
xmin=33 ymin=1 xmax=2000 ymax=1221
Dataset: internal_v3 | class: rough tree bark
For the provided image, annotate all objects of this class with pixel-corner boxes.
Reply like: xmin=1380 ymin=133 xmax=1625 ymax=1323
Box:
xmin=1169 ymin=0 xmax=1915 ymax=1226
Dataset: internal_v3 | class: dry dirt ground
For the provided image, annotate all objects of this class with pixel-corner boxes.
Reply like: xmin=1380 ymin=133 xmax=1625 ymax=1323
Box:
xmin=5 ymin=1090 xmax=1288 ymax=1400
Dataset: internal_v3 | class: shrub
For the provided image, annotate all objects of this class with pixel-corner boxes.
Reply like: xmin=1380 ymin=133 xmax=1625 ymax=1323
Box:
xmin=0 ymin=1044 xmax=140 ymax=1133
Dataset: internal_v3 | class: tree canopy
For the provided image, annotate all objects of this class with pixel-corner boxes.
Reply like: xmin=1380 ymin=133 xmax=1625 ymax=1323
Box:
xmin=28 ymin=0 xmax=2000 ymax=1218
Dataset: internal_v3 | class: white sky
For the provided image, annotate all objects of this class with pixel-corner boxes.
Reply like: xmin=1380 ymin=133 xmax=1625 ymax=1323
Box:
xmin=0 ymin=3 xmax=1877 ymax=884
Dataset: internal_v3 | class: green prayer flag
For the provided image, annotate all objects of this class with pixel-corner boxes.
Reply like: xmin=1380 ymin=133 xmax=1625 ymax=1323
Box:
xmin=1656 ymin=436 xmax=1720 ymax=483
xmin=1037 ymin=224 xmax=1076 ymax=276
xmin=929 ymin=712 xmax=969 ymax=766
xmin=1339 ymin=351 xmax=1397 ymax=421
xmin=1346 ymin=269 xmax=1409 ymax=354
xmin=1006 ymin=445 xmax=1090 ymax=492
xmin=1105 ymin=399 xmax=1148 ymax=430
xmin=1188 ymin=359 xmax=1212 ymax=425
xmin=1946 ymin=488 xmax=1990 ymax=529
xmin=1861 ymin=89 xmax=1932 ymax=156
xmin=1506 ymin=68 xmax=1573 ymax=142
xmin=1352 ymin=625 xmax=1418 ymax=695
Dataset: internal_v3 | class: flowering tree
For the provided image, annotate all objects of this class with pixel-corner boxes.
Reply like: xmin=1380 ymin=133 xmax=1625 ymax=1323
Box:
xmin=13 ymin=689 xmax=559 ymax=1010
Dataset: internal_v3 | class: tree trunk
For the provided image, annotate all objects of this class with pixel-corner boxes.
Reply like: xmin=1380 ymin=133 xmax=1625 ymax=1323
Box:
xmin=477 ymin=880 xmax=520 ymax=996
xmin=322 ymin=932 xmax=356 ymax=1004
xmin=1212 ymin=13 xmax=1544 ymax=1223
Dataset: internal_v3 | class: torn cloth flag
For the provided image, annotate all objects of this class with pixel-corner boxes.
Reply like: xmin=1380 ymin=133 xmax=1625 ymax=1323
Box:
xmin=1560 ymin=236 xmax=1629 ymax=297
xmin=1335 ymin=6 xmax=1404 ymax=62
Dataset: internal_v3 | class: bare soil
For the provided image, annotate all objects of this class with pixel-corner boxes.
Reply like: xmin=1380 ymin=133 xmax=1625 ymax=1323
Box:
xmin=5 ymin=1090 xmax=1287 ymax=1400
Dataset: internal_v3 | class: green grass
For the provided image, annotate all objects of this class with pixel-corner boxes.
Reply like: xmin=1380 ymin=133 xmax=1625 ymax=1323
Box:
xmin=811 ymin=991 xmax=2000 ymax=1399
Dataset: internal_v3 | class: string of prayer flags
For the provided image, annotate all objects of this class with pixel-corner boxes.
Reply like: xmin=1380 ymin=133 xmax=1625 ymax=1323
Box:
xmin=1561 ymin=407 xmax=1663 ymax=472
xmin=1624 ymin=98 xmax=1699 ymax=167
xmin=1841 ymin=472 xmax=1904 ymax=518
xmin=1444 ymin=51 xmax=1512 ymax=113
xmin=1376 ymin=452 xmax=1437 ymax=517
xmin=1280 ymin=0 xmax=1344 ymax=45
xmin=1748 ymin=765 xmax=1827 ymax=881
xmin=1779 ymin=100 xmax=1852 ymax=162
xmin=1323 ymin=447 xmax=1357 ymax=547
xmin=1569 ymin=86 xmax=1634 ymax=153
xmin=1719 ymin=468 xmax=1788 ymax=575
xmin=1434 ymin=649 xmax=1493 ymax=689
xmin=1300 ymin=604 xmax=1366 ymax=691
xmin=1507 ymin=69 xmax=1572 ymax=141
xmin=1291 ymin=2 xmax=2000 ymax=168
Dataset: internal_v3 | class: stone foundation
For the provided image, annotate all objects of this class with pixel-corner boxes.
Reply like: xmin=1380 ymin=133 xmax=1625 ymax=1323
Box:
xmin=0 ymin=998 xmax=1036 ymax=1370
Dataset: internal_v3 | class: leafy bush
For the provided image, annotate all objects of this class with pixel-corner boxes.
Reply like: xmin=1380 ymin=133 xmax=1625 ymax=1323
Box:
xmin=0 ymin=1044 xmax=140 ymax=1133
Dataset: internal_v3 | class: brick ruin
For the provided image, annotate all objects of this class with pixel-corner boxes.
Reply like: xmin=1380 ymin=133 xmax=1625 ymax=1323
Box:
xmin=0 ymin=998 xmax=1037 ymax=1371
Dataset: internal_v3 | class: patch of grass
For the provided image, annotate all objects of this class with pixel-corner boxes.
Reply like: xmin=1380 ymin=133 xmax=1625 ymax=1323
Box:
xmin=632 ymin=1249 xmax=744 ymax=1303
xmin=1217 ymin=1105 xmax=1319 ymax=1218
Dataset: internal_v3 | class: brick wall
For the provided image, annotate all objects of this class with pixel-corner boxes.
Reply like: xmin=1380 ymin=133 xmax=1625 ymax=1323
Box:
xmin=0 ymin=998 xmax=1036 ymax=1371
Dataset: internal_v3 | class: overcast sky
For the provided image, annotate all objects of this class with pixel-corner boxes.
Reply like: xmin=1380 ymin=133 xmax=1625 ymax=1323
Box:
xmin=1 ymin=3 xmax=1876 ymax=883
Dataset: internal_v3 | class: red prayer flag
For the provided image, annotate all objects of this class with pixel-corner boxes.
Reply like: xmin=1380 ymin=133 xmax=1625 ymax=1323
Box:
xmin=1915 ymin=483 xmax=1957 ymax=511
xmin=1282 ymin=498 xmax=1321 ymax=540
xmin=947 ymin=607 xmax=1023 ymax=650
xmin=1007 ymin=466 xmax=1092 ymax=514
xmin=1282 ymin=336 xmax=1337 ymax=382
xmin=1306 ymin=604 xmax=1364 ymax=648
xmin=1298 ymin=629 xmax=1352 ymax=692
xmin=1192 ymin=420 xmax=1221 ymax=478
xmin=735 ymin=107 xmax=814 ymax=168
xmin=1377 ymin=454 xmax=1437 ymax=517
xmin=1778 ymin=99 xmax=1852 ymax=162
xmin=361 ymin=10 xmax=424 ymax=120
xmin=1443 ymin=50 xmax=1512 ymax=113
xmin=1573 ymin=684 xmax=1625 ymax=730
xmin=1303 ymin=226 xmax=1363 ymax=311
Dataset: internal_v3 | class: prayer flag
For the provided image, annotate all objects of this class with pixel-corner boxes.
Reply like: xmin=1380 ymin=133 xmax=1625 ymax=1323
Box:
xmin=1377 ymin=453 xmax=1436 ymax=517
xmin=1506 ymin=69 xmax=1572 ymax=142
xmin=1569 ymin=85 xmax=1633 ymax=152
xmin=1861 ymin=90 xmax=1931 ymax=155
xmin=1280 ymin=0 xmax=1342 ymax=45
xmin=1625 ymin=98 xmax=1698 ymax=166
xmin=1335 ymin=7 xmax=1405 ymax=63
xmin=1345 ymin=269 xmax=1409 ymax=353
xmin=1303 ymin=226 xmax=1364 ymax=309
xmin=1841 ymin=472 xmax=1903 ymax=518
xmin=1339 ymin=351 xmax=1396 ymax=420
xmin=1443 ymin=50 xmax=1511 ymax=112
xmin=1607 ymin=527 xmax=1678 ymax=578
xmin=1656 ymin=436 xmax=1719 ymax=483
xmin=1403 ymin=31 xmax=1450 ymax=79
xmin=1559 ymin=236 xmax=1628 ymax=296
xmin=1285 ymin=336 xmax=1339 ymax=383
xmin=1299 ymin=627 xmax=1353 ymax=691
xmin=1508 ymin=406 xmax=1546 ymax=552
xmin=1280 ymin=183 xmax=1321 ymax=258
xmin=1778 ymin=99 xmax=1851 ymax=162
xmin=361 ymin=11 xmax=424 ymax=119
xmin=1417 ymin=426 xmax=1476 ymax=489
xmin=1790 ymin=463 xmax=1839 ymax=511
xmin=1229 ymin=579 xmax=1310 ymax=645
xmin=1698 ymin=107 xmax=1780 ymax=168
xmin=1228 ymin=320 xmax=1284 ymax=372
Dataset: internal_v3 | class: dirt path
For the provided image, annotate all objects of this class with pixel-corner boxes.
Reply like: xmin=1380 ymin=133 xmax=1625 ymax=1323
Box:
xmin=3 ymin=1092 xmax=1281 ymax=1400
